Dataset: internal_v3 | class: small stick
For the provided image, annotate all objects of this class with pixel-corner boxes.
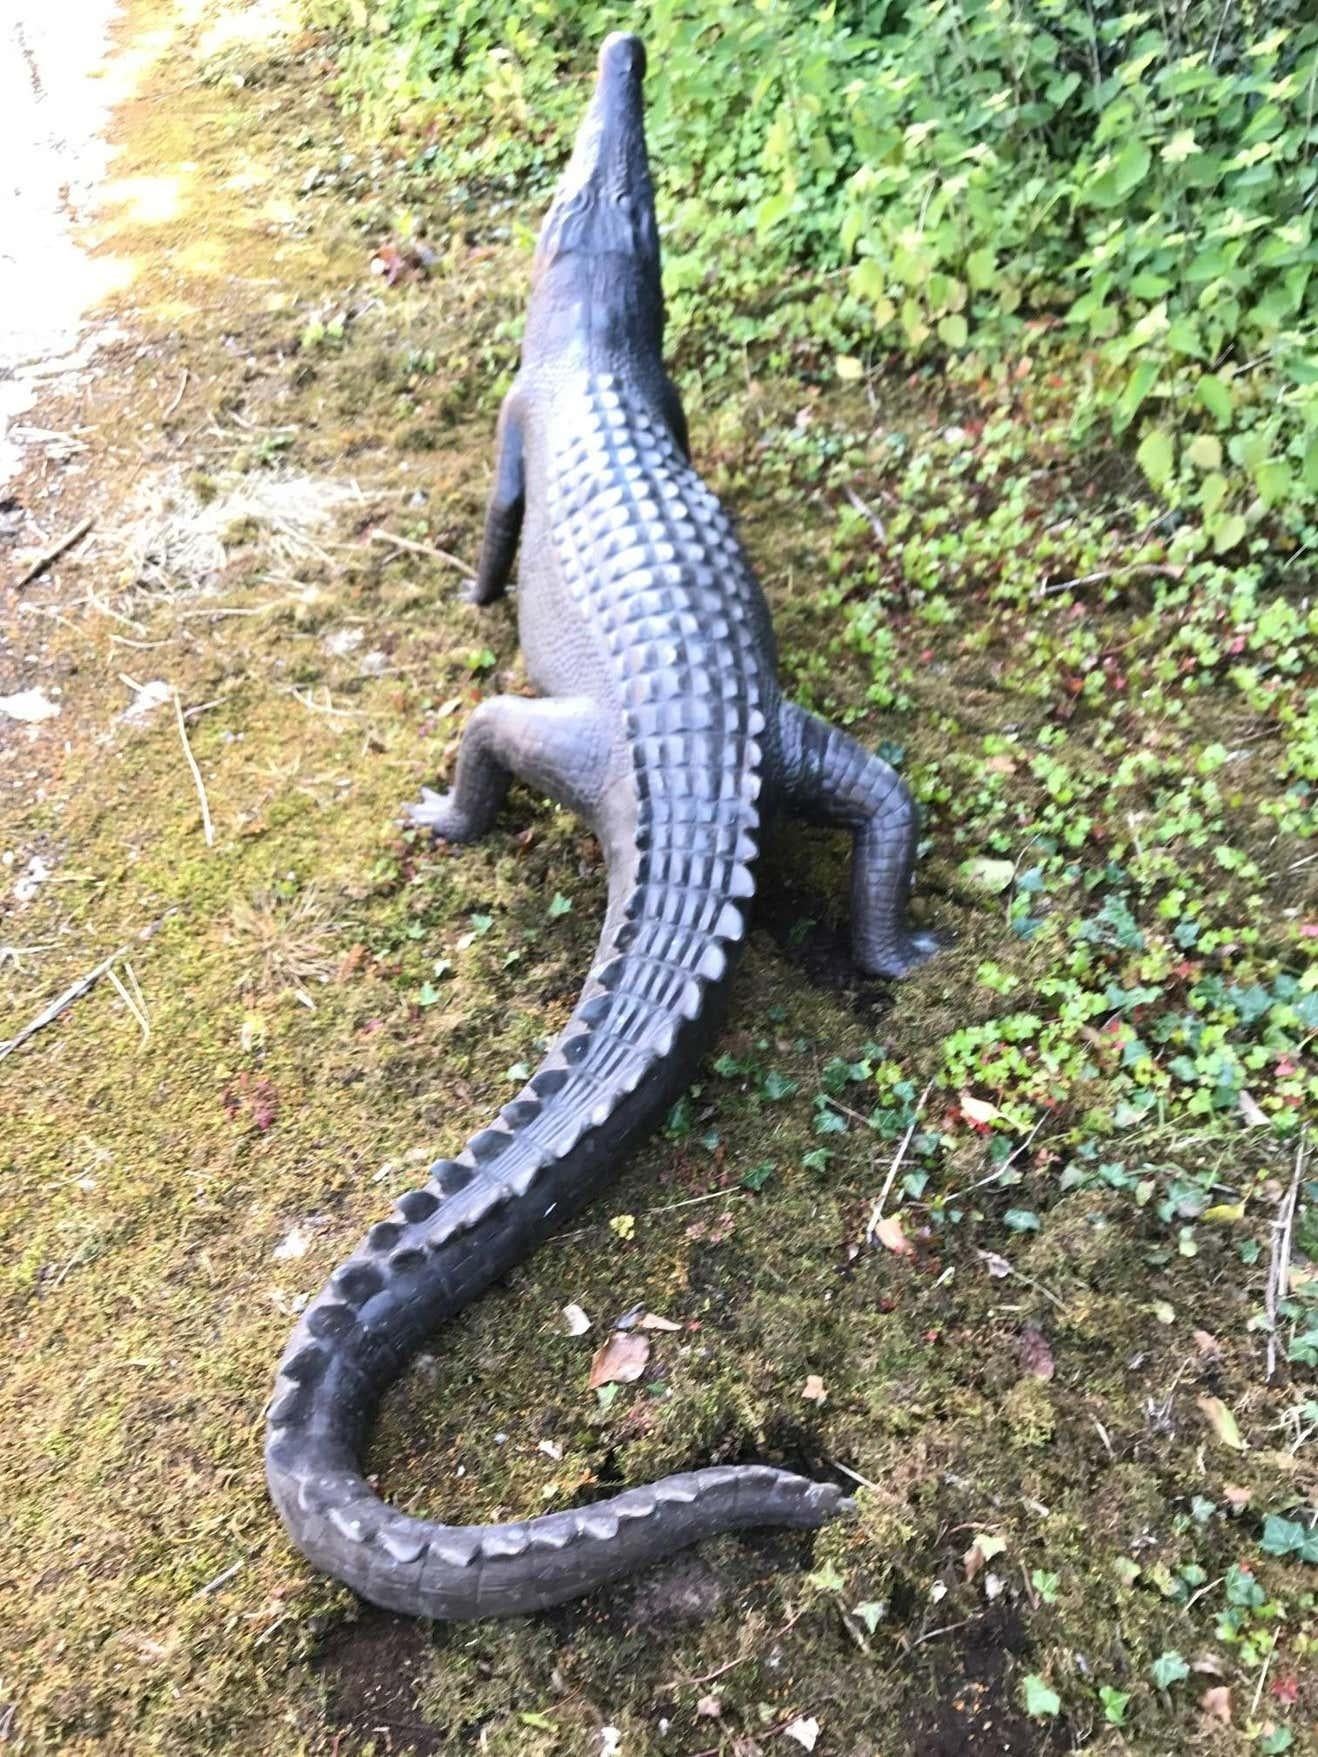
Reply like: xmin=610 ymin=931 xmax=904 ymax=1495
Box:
xmin=1249 ymin=1627 xmax=1280 ymax=1718
xmin=828 ymin=1457 xmax=881 ymax=1493
xmin=844 ymin=482 xmax=887 ymax=545
xmin=163 ymin=367 xmax=189 ymax=418
xmin=173 ymin=687 xmax=214 ymax=846
xmin=106 ymin=960 xmax=150 ymax=1046
xmin=1037 ymin=561 xmax=1183 ymax=599
xmin=1090 ymin=1414 xmax=1115 ymax=1460
xmin=195 ymin=1558 xmax=243 ymax=1597
xmin=0 ymin=945 xmax=128 ymax=1063
xmin=369 ymin=527 xmax=472 ymax=575
xmin=912 ymin=1614 xmax=983 ymax=1648
xmin=15 ymin=516 xmax=94 ymax=588
xmin=1266 ymin=1133 xmax=1305 ymax=1381
xmin=976 ymin=1248 xmax=1070 ymax=1315
xmin=939 ymin=1111 xmax=1047 ymax=1205
xmin=867 ymin=1080 xmax=933 ymax=1238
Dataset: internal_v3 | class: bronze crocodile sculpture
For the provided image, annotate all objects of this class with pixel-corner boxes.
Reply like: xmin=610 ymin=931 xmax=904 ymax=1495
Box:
xmin=265 ymin=31 xmax=936 ymax=1619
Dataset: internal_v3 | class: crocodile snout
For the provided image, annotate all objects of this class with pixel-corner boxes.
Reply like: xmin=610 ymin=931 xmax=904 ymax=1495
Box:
xmin=597 ymin=31 xmax=646 ymax=84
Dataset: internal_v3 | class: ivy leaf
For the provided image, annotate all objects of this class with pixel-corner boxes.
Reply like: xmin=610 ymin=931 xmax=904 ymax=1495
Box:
xmin=1098 ymin=1686 xmax=1130 ymax=1725
xmin=546 ymin=891 xmax=573 ymax=918
xmin=1260 ymin=1514 xmax=1318 ymax=1562
xmin=1021 ymin=1675 xmax=1060 ymax=1718
xmin=1151 ymin=1650 xmax=1189 ymax=1689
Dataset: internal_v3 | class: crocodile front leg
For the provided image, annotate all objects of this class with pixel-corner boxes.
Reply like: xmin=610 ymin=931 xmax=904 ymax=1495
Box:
xmin=406 ymin=694 xmax=609 ymax=842
xmin=465 ymin=393 xmax=525 ymax=606
xmin=778 ymin=700 xmax=938 ymax=979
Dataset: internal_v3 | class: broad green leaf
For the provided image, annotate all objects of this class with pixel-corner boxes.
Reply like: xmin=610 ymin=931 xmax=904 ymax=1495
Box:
xmin=1255 ymin=458 xmax=1293 ymax=505
xmin=1211 ymin=512 xmax=1247 ymax=554
xmin=900 ymin=297 xmax=930 ymax=346
xmin=850 ymin=258 xmax=885 ymax=303
xmin=938 ymin=313 xmax=968 ymax=348
xmin=1115 ymin=359 xmax=1159 ymax=430
xmin=1186 ymin=434 xmax=1222 ymax=471
xmin=871 ymin=295 xmax=896 ymax=329
xmin=1137 ymin=428 xmax=1174 ymax=488
xmin=965 ymin=246 xmax=996 ymax=290
xmin=1200 ymin=473 xmax=1228 ymax=518
xmin=1197 ymin=373 xmax=1233 ymax=424
xmin=835 ymin=354 xmax=864 ymax=382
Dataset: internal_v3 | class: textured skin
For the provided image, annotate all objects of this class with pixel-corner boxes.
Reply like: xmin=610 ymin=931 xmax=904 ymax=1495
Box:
xmin=264 ymin=32 xmax=937 ymax=1620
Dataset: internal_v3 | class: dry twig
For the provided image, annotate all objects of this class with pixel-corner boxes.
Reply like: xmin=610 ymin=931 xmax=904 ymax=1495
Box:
xmin=369 ymin=527 xmax=473 ymax=575
xmin=0 ymin=945 xmax=128 ymax=1063
xmin=1266 ymin=1132 xmax=1305 ymax=1381
xmin=866 ymin=1080 xmax=933 ymax=1238
xmin=173 ymin=687 xmax=214 ymax=846
xmin=15 ymin=516 xmax=94 ymax=588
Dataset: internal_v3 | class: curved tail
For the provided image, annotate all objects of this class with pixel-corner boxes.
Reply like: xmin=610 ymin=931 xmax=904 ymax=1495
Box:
xmin=265 ymin=793 xmax=847 ymax=1618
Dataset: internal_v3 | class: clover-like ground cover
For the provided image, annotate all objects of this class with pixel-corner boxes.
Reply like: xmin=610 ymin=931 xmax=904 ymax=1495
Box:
xmin=1 ymin=5 xmax=1314 ymax=1754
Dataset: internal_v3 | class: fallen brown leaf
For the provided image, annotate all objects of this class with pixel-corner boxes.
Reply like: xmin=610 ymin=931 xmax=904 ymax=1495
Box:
xmin=587 ymin=1331 xmax=649 ymax=1389
xmin=872 ymin=1214 xmax=914 ymax=1256
xmin=1019 ymin=1323 xmax=1055 ymax=1381
xmin=960 ymin=1093 xmax=1001 ymax=1125
xmin=1192 ymin=1328 xmax=1223 ymax=1359
xmin=1200 ymin=1686 xmax=1232 ymax=1724
xmin=1222 ymin=1483 xmax=1252 ymax=1513
xmin=639 ymin=1311 xmax=681 ymax=1331
xmin=802 ymin=1374 xmax=827 ymax=1404
xmin=1196 ymin=1394 xmax=1246 ymax=1452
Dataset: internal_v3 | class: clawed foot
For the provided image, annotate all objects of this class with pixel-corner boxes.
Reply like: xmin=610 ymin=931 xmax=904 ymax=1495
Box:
xmin=403 ymin=787 xmax=475 ymax=841
xmin=858 ymin=928 xmax=941 ymax=980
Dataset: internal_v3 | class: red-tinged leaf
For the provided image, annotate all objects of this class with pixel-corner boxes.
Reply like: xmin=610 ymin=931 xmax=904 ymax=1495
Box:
xmin=587 ymin=1331 xmax=649 ymax=1389
xmin=1019 ymin=1323 xmax=1055 ymax=1381
xmin=873 ymin=1214 xmax=915 ymax=1256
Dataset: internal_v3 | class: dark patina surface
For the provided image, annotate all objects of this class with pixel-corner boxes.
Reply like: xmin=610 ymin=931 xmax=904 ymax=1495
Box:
xmin=265 ymin=32 xmax=936 ymax=1620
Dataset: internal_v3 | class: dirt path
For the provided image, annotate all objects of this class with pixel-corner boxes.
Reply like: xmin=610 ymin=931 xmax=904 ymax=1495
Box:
xmin=0 ymin=0 xmax=124 ymax=489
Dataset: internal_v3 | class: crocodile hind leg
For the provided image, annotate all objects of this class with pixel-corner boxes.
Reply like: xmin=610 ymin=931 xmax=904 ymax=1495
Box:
xmin=778 ymin=700 xmax=938 ymax=978
xmin=406 ymin=695 xmax=609 ymax=842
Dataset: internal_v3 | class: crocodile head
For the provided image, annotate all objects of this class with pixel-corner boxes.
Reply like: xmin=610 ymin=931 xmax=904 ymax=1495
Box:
xmin=526 ymin=32 xmax=663 ymax=361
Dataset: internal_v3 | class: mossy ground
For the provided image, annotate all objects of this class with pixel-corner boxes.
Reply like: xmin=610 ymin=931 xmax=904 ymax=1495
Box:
xmin=2 ymin=5 xmax=1314 ymax=1755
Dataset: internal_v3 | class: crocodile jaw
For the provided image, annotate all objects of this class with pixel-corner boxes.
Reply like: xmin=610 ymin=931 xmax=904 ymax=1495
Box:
xmin=529 ymin=32 xmax=661 ymax=354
